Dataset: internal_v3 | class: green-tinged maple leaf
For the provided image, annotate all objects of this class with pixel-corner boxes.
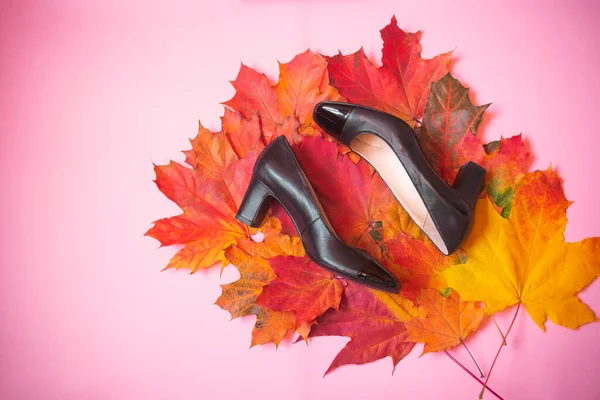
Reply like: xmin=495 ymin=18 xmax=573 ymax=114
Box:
xmin=309 ymin=283 xmax=416 ymax=374
xmin=257 ymin=256 xmax=344 ymax=328
xmin=416 ymin=73 xmax=490 ymax=183
xmin=417 ymin=73 xmax=529 ymax=214
xmin=406 ymin=289 xmax=484 ymax=354
xmin=482 ymin=134 xmax=530 ymax=217
xmin=224 ymin=50 xmax=341 ymax=142
xmin=444 ymin=169 xmax=600 ymax=330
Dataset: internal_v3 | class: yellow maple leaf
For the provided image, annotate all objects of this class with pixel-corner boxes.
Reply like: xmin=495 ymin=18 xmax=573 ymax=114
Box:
xmin=444 ymin=168 xmax=600 ymax=330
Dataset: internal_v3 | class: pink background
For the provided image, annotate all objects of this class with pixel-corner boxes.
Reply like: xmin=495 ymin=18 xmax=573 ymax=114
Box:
xmin=1 ymin=0 xmax=599 ymax=399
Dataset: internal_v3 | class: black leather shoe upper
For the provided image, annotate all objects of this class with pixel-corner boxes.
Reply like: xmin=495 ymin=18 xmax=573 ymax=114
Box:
xmin=313 ymin=101 xmax=485 ymax=255
xmin=245 ymin=136 xmax=400 ymax=293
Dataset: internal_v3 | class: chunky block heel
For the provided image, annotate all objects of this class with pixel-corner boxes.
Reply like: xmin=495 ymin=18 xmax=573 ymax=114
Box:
xmin=235 ymin=179 xmax=273 ymax=228
xmin=452 ymin=162 xmax=486 ymax=209
xmin=234 ymin=135 xmax=399 ymax=293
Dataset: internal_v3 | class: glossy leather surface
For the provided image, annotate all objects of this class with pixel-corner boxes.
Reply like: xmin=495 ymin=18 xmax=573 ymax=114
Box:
xmin=314 ymin=101 xmax=486 ymax=255
xmin=313 ymin=102 xmax=353 ymax=140
xmin=237 ymin=136 xmax=400 ymax=293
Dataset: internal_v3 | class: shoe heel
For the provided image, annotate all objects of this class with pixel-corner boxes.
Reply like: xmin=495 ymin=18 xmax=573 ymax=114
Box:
xmin=236 ymin=179 xmax=273 ymax=228
xmin=452 ymin=162 xmax=486 ymax=208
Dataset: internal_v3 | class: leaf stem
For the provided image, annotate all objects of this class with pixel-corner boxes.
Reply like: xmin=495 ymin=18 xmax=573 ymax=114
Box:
xmin=444 ymin=351 xmax=504 ymax=400
xmin=491 ymin=315 xmax=507 ymax=345
xmin=479 ymin=303 xmax=521 ymax=399
xmin=460 ymin=339 xmax=484 ymax=378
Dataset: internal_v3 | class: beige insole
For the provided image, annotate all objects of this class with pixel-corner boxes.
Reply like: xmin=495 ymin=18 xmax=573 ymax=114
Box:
xmin=351 ymin=134 xmax=449 ymax=255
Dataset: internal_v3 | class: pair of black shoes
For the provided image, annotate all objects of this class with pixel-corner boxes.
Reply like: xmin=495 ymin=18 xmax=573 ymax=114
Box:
xmin=235 ymin=102 xmax=486 ymax=293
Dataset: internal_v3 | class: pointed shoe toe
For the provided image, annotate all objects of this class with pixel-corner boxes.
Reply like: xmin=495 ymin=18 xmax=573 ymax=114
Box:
xmin=357 ymin=260 xmax=400 ymax=293
xmin=313 ymin=102 xmax=354 ymax=139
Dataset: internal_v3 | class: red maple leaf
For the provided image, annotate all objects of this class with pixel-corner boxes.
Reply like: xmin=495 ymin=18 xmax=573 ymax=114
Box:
xmin=309 ymin=283 xmax=416 ymax=374
xmin=326 ymin=16 xmax=451 ymax=125
xmin=257 ymin=256 xmax=344 ymax=329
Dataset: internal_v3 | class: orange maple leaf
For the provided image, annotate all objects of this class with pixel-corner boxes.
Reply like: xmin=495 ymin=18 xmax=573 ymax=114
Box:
xmin=224 ymin=50 xmax=341 ymax=143
xmin=215 ymin=246 xmax=275 ymax=319
xmin=406 ymin=289 xmax=484 ymax=354
xmin=251 ymin=307 xmax=296 ymax=348
xmin=145 ymin=119 xmax=259 ymax=271
xmin=215 ymin=245 xmax=295 ymax=347
xmin=146 ymin=110 xmax=304 ymax=271
xmin=236 ymin=216 xmax=305 ymax=259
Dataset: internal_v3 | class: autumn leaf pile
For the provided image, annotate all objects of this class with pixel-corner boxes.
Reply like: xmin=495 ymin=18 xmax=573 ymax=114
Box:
xmin=147 ymin=16 xmax=600 ymax=393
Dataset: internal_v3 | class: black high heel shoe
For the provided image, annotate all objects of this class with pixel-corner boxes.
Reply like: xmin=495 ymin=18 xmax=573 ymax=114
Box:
xmin=313 ymin=102 xmax=486 ymax=255
xmin=236 ymin=136 xmax=400 ymax=293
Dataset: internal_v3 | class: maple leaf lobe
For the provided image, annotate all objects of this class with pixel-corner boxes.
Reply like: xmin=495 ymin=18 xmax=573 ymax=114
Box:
xmin=406 ymin=289 xmax=484 ymax=354
xmin=444 ymin=168 xmax=600 ymax=331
